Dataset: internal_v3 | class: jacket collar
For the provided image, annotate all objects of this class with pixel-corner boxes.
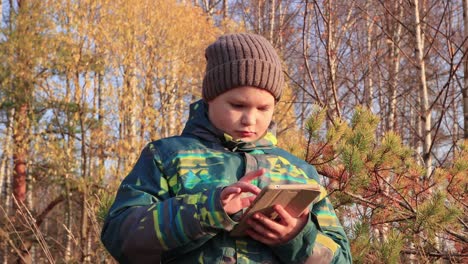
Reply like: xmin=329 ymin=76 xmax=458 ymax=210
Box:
xmin=181 ymin=100 xmax=277 ymax=152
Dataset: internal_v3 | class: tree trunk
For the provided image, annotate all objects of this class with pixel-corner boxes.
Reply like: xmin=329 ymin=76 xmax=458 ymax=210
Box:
xmin=257 ymin=0 xmax=263 ymax=33
xmin=80 ymin=193 xmax=89 ymax=263
xmin=387 ymin=0 xmax=403 ymax=131
xmin=12 ymin=104 xmax=29 ymax=206
xmin=1 ymin=109 xmax=14 ymax=264
xmin=413 ymin=0 xmax=433 ymax=178
xmin=122 ymin=64 xmax=138 ymax=167
xmin=77 ymin=74 xmax=91 ymax=262
xmin=64 ymin=178 xmax=73 ymax=262
xmin=376 ymin=74 xmax=385 ymax=141
xmin=80 ymin=124 xmax=91 ymax=263
xmin=64 ymin=127 xmax=73 ymax=262
xmin=325 ymin=0 xmax=341 ymax=118
xmin=167 ymin=84 xmax=177 ymax=138
xmin=222 ymin=0 xmax=228 ymax=19
xmin=11 ymin=1 xmax=35 ymax=262
xmin=463 ymin=0 xmax=468 ymax=139
xmin=0 ymin=109 xmax=13 ymax=207
xmin=269 ymin=0 xmax=276 ymax=42
xmin=61 ymin=75 xmax=74 ymax=262
xmin=279 ymin=0 xmax=286 ymax=49
xmin=364 ymin=0 xmax=373 ymax=111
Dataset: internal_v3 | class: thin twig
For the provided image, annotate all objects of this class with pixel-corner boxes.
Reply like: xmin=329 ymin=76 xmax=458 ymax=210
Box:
xmin=13 ymin=196 xmax=56 ymax=264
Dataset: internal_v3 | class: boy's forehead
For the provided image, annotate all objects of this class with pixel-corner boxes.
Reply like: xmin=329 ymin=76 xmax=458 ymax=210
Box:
xmin=214 ymin=86 xmax=276 ymax=102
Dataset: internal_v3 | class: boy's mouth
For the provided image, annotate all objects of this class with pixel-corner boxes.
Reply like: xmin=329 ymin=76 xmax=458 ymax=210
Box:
xmin=237 ymin=131 xmax=255 ymax=137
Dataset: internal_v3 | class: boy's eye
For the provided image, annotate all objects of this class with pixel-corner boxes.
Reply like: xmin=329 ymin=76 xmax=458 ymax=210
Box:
xmin=258 ymin=105 xmax=272 ymax=111
xmin=231 ymin=103 xmax=243 ymax=108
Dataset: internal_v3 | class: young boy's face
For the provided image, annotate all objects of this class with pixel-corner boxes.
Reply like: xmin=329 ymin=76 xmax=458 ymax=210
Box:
xmin=207 ymin=86 xmax=275 ymax=142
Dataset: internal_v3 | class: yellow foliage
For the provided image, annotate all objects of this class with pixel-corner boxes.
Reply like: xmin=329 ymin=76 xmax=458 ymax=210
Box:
xmin=276 ymin=128 xmax=307 ymax=158
xmin=93 ymin=0 xmax=221 ymax=141
xmin=275 ymin=80 xmax=299 ymax=135
xmin=218 ymin=18 xmax=247 ymax=34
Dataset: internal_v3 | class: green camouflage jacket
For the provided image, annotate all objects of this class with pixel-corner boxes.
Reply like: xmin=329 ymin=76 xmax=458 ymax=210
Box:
xmin=101 ymin=100 xmax=352 ymax=264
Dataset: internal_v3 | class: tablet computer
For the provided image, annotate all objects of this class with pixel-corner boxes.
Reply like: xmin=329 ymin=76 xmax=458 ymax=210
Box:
xmin=230 ymin=184 xmax=321 ymax=237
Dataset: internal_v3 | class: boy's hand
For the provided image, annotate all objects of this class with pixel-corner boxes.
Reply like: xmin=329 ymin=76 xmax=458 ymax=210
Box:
xmin=245 ymin=205 xmax=310 ymax=245
xmin=220 ymin=168 xmax=265 ymax=215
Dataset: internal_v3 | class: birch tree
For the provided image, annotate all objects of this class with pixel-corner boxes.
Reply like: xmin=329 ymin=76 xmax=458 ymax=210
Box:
xmin=363 ymin=0 xmax=374 ymax=111
xmin=412 ymin=0 xmax=433 ymax=178
xmin=385 ymin=0 xmax=403 ymax=132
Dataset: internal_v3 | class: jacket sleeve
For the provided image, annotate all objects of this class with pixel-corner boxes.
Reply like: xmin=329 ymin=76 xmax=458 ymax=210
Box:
xmin=100 ymin=143 xmax=237 ymax=263
xmin=272 ymin=194 xmax=352 ymax=264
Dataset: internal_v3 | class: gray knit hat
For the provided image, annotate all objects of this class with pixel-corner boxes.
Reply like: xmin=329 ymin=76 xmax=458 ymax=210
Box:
xmin=202 ymin=33 xmax=284 ymax=101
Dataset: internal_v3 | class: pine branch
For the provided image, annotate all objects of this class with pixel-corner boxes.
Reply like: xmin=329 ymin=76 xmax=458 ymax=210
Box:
xmin=371 ymin=215 xmax=415 ymax=226
xmin=444 ymin=229 xmax=468 ymax=244
xmin=342 ymin=191 xmax=380 ymax=209
xmin=375 ymin=170 xmax=415 ymax=213
xmin=401 ymin=249 xmax=468 ymax=260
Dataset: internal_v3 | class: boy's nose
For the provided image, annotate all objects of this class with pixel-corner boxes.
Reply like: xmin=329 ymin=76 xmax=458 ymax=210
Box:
xmin=241 ymin=111 xmax=256 ymax=125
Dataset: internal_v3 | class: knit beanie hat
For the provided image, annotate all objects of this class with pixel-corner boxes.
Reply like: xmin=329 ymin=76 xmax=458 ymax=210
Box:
xmin=202 ymin=33 xmax=284 ymax=101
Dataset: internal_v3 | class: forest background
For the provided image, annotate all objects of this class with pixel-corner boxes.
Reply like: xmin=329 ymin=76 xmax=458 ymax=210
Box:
xmin=0 ymin=0 xmax=467 ymax=263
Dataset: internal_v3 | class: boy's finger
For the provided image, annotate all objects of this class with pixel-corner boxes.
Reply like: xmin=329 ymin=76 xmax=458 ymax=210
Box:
xmin=300 ymin=208 xmax=310 ymax=216
xmin=235 ymin=182 xmax=261 ymax=194
xmin=273 ymin=204 xmax=293 ymax=221
xmin=239 ymin=168 xmax=266 ymax=183
xmin=220 ymin=187 xmax=241 ymax=199
xmin=240 ymin=195 xmax=258 ymax=208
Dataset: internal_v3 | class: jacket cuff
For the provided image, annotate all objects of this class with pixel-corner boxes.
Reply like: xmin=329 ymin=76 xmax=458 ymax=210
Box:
xmin=271 ymin=218 xmax=317 ymax=263
xmin=197 ymin=187 xmax=237 ymax=231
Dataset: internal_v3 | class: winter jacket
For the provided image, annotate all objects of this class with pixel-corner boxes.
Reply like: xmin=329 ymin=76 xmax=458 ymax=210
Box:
xmin=101 ymin=100 xmax=352 ymax=264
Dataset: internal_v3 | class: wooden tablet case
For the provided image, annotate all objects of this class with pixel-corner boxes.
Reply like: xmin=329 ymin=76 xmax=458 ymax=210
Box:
xmin=230 ymin=184 xmax=321 ymax=237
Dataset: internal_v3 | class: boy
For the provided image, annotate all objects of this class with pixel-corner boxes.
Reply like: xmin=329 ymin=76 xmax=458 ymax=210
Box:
xmin=101 ymin=33 xmax=352 ymax=263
